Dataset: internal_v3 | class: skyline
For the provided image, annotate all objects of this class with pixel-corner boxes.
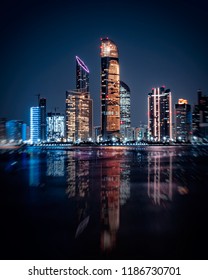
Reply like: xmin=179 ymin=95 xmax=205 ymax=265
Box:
xmin=1 ymin=0 xmax=208 ymax=127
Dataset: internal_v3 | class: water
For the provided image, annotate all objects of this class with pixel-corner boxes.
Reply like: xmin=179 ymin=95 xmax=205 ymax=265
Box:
xmin=0 ymin=145 xmax=208 ymax=260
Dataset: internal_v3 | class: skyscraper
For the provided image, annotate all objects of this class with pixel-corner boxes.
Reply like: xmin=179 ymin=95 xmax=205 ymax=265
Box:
xmin=6 ymin=120 xmax=25 ymax=143
xmin=100 ymin=38 xmax=120 ymax=141
xmin=76 ymin=56 xmax=89 ymax=92
xmin=120 ymin=81 xmax=131 ymax=140
xmin=148 ymin=86 xmax=172 ymax=142
xmin=65 ymin=90 xmax=93 ymax=142
xmin=66 ymin=56 xmax=93 ymax=143
xmin=0 ymin=118 xmax=7 ymax=142
xmin=39 ymin=97 xmax=47 ymax=141
xmin=192 ymin=89 xmax=208 ymax=139
xmin=30 ymin=106 xmax=40 ymax=143
xmin=175 ymin=99 xmax=192 ymax=142
xmin=47 ymin=112 xmax=65 ymax=141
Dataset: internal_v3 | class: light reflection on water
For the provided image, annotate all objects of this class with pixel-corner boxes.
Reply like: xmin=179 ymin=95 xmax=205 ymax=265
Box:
xmin=1 ymin=145 xmax=208 ymax=259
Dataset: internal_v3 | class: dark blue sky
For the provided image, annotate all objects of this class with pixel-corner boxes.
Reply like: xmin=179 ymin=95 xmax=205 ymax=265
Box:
xmin=1 ymin=0 xmax=208 ymax=127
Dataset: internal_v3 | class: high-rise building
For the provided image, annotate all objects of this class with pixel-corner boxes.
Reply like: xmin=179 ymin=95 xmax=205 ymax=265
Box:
xmin=39 ymin=97 xmax=47 ymax=141
xmin=76 ymin=56 xmax=89 ymax=92
xmin=47 ymin=112 xmax=65 ymax=141
xmin=148 ymin=86 xmax=172 ymax=142
xmin=66 ymin=56 xmax=92 ymax=143
xmin=65 ymin=90 xmax=93 ymax=142
xmin=175 ymin=99 xmax=192 ymax=142
xmin=0 ymin=118 xmax=7 ymax=143
xmin=6 ymin=120 xmax=25 ymax=143
xmin=120 ymin=81 xmax=131 ymax=140
xmin=192 ymin=89 xmax=208 ymax=139
xmin=30 ymin=106 xmax=40 ymax=143
xmin=100 ymin=38 xmax=120 ymax=140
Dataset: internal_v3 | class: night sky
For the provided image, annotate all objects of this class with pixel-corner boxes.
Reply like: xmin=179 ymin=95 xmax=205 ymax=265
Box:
xmin=1 ymin=0 xmax=208 ymax=127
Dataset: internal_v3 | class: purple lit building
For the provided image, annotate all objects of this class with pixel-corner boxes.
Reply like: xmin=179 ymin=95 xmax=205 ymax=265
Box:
xmin=76 ymin=56 xmax=89 ymax=92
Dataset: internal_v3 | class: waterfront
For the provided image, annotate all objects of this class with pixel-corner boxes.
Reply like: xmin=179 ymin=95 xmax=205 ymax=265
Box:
xmin=0 ymin=145 xmax=208 ymax=260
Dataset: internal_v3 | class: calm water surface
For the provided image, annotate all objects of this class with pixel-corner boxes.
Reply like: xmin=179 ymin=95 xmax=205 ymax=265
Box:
xmin=0 ymin=145 xmax=208 ymax=259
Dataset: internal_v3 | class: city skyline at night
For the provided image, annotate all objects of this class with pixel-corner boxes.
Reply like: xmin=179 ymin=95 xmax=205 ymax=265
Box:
xmin=1 ymin=0 xmax=208 ymax=265
xmin=1 ymin=0 xmax=208 ymax=128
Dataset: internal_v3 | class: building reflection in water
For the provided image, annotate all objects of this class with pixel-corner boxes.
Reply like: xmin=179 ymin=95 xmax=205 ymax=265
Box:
xmin=29 ymin=153 xmax=41 ymax=187
xmin=99 ymin=149 xmax=131 ymax=253
xmin=29 ymin=151 xmax=65 ymax=187
xmin=147 ymin=150 xmax=173 ymax=205
xmin=46 ymin=152 xmax=65 ymax=177
xmin=66 ymin=151 xmax=90 ymax=238
xmin=120 ymin=161 xmax=131 ymax=206
xmin=100 ymin=158 xmax=120 ymax=253
xmin=65 ymin=148 xmax=131 ymax=254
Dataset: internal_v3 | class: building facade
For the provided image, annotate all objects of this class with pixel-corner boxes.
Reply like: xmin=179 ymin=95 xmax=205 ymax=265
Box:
xmin=175 ymin=99 xmax=192 ymax=142
xmin=39 ymin=97 xmax=47 ymax=141
xmin=47 ymin=112 xmax=65 ymax=141
xmin=0 ymin=118 xmax=7 ymax=143
xmin=120 ymin=81 xmax=131 ymax=140
xmin=100 ymin=38 xmax=120 ymax=141
xmin=65 ymin=90 xmax=93 ymax=142
xmin=6 ymin=120 xmax=25 ymax=143
xmin=148 ymin=86 xmax=172 ymax=142
xmin=30 ymin=106 xmax=40 ymax=143
xmin=192 ymin=89 xmax=208 ymax=140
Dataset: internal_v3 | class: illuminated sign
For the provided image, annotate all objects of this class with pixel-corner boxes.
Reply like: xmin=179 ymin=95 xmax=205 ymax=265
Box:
xmin=76 ymin=56 xmax=89 ymax=73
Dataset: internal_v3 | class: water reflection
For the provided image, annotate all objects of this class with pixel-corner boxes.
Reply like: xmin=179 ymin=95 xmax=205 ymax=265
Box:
xmin=22 ymin=145 xmax=208 ymax=259
xmin=29 ymin=153 xmax=41 ymax=187
xmin=66 ymin=151 xmax=90 ymax=239
xmin=47 ymin=152 xmax=65 ymax=177
xmin=147 ymin=151 xmax=174 ymax=205
xmin=100 ymin=159 xmax=120 ymax=253
xmin=65 ymin=148 xmax=131 ymax=254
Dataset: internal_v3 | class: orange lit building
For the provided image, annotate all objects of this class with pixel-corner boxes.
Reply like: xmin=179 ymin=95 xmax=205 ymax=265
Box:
xmin=100 ymin=38 xmax=120 ymax=141
xmin=65 ymin=56 xmax=93 ymax=142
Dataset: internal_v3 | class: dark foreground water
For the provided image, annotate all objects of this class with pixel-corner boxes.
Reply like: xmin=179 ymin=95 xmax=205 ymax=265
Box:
xmin=0 ymin=145 xmax=208 ymax=260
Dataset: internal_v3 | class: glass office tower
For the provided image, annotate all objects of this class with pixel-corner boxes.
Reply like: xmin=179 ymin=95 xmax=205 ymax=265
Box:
xmin=66 ymin=56 xmax=92 ymax=143
xmin=76 ymin=56 xmax=89 ymax=92
xmin=66 ymin=90 xmax=93 ymax=142
xmin=39 ymin=97 xmax=47 ymax=141
xmin=6 ymin=120 xmax=24 ymax=142
xmin=192 ymin=89 xmax=208 ymax=139
xmin=120 ymin=81 xmax=131 ymax=140
xmin=100 ymin=38 xmax=120 ymax=141
xmin=148 ymin=86 xmax=172 ymax=142
xmin=47 ymin=112 xmax=65 ymax=141
xmin=175 ymin=99 xmax=192 ymax=142
xmin=30 ymin=106 xmax=40 ymax=143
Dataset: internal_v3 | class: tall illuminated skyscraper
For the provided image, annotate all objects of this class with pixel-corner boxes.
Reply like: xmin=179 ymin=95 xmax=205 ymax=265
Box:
xmin=100 ymin=38 xmax=120 ymax=140
xmin=120 ymin=81 xmax=131 ymax=140
xmin=0 ymin=118 xmax=7 ymax=142
xmin=6 ymin=120 xmax=25 ymax=142
xmin=148 ymin=86 xmax=172 ymax=141
xmin=39 ymin=97 xmax=47 ymax=141
xmin=66 ymin=56 xmax=93 ymax=142
xmin=192 ymin=89 xmax=208 ymax=139
xmin=30 ymin=106 xmax=40 ymax=143
xmin=175 ymin=99 xmax=192 ymax=142
xmin=47 ymin=112 xmax=65 ymax=141
xmin=76 ymin=56 xmax=89 ymax=92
